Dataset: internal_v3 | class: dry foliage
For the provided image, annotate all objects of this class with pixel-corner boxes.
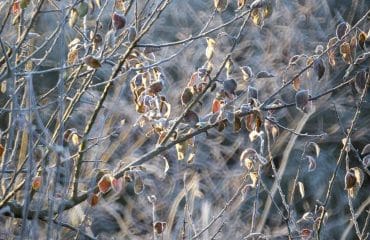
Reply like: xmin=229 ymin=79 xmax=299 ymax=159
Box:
xmin=0 ymin=0 xmax=369 ymax=239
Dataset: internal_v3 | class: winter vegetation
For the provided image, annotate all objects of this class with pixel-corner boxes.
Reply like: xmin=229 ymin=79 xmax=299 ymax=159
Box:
xmin=0 ymin=0 xmax=369 ymax=239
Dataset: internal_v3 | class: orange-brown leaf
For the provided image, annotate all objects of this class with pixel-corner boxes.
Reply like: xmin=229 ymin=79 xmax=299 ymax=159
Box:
xmin=32 ymin=176 xmax=42 ymax=191
xmin=98 ymin=174 xmax=112 ymax=193
xmin=89 ymin=194 xmax=99 ymax=206
xmin=0 ymin=144 xmax=4 ymax=158
xmin=212 ymin=99 xmax=221 ymax=113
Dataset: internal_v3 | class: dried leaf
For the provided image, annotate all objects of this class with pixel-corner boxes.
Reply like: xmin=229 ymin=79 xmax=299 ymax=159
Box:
xmin=289 ymin=55 xmax=300 ymax=65
xmin=226 ymin=58 xmax=234 ymax=76
xmin=247 ymin=86 xmax=258 ymax=100
xmin=69 ymin=8 xmax=78 ymax=28
xmin=262 ymin=2 xmax=273 ymax=19
xmin=12 ymin=2 xmax=20 ymax=14
xmin=298 ymin=181 xmax=305 ymax=198
xmin=340 ymin=42 xmax=352 ymax=64
xmin=251 ymin=9 xmax=263 ymax=28
xmin=300 ymin=229 xmax=313 ymax=239
xmin=237 ymin=0 xmax=246 ymax=9
xmin=256 ymin=71 xmax=274 ymax=78
xmin=124 ymin=171 xmax=134 ymax=182
xmin=352 ymin=167 xmax=364 ymax=188
xmin=84 ymin=55 xmax=101 ymax=68
xmin=212 ymin=99 xmax=221 ymax=113
xmin=307 ymin=142 xmax=320 ymax=158
xmin=69 ymin=38 xmax=81 ymax=48
xmin=70 ymin=133 xmax=80 ymax=146
xmin=306 ymin=155 xmax=316 ymax=172
xmin=361 ymin=144 xmax=370 ymax=156
xmin=327 ymin=37 xmax=337 ymax=66
xmin=315 ymin=45 xmax=324 ymax=55
xmin=154 ymin=221 xmax=167 ymax=234
xmin=249 ymin=130 xmax=259 ymax=142
xmin=184 ymin=110 xmax=199 ymax=125
xmin=32 ymin=176 xmax=42 ymax=191
xmin=223 ymin=78 xmax=237 ymax=95
xmin=313 ymin=58 xmax=325 ymax=80
xmin=89 ymin=194 xmax=99 ymax=206
xmin=362 ymin=155 xmax=370 ymax=168
xmin=341 ymin=138 xmax=351 ymax=152
xmin=1 ymin=81 xmax=7 ymax=93
xmin=98 ymin=174 xmax=112 ymax=193
xmin=292 ymin=77 xmax=300 ymax=91
xmin=67 ymin=47 xmax=78 ymax=65
xmin=214 ymin=0 xmax=228 ymax=12
xmin=234 ymin=114 xmax=242 ymax=133
xmin=249 ymin=171 xmax=259 ymax=187
xmin=112 ymin=12 xmax=126 ymax=30
xmin=0 ymin=144 xmax=3 ymax=158
xmin=134 ymin=174 xmax=144 ymax=194
xmin=206 ymin=37 xmax=216 ymax=60
xmin=354 ymin=70 xmax=367 ymax=93
xmin=345 ymin=169 xmax=356 ymax=190
xmin=240 ymin=65 xmax=253 ymax=81
xmin=111 ymin=178 xmax=123 ymax=193
xmin=240 ymin=148 xmax=267 ymax=169
xmin=358 ymin=31 xmax=367 ymax=50
xmin=176 ymin=141 xmax=188 ymax=161
xmin=295 ymin=89 xmax=309 ymax=113
xmin=271 ymin=124 xmax=279 ymax=142
xmin=163 ymin=156 xmax=170 ymax=174
xmin=128 ymin=26 xmax=137 ymax=42
xmin=181 ymin=87 xmax=193 ymax=106
xmin=149 ymin=81 xmax=163 ymax=95
xmin=336 ymin=22 xmax=349 ymax=40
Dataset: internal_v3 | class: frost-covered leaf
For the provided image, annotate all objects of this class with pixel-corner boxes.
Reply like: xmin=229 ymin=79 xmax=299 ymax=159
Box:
xmin=251 ymin=9 xmax=263 ymax=28
xmin=134 ymin=173 xmax=144 ymax=194
xmin=214 ymin=0 xmax=228 ymax=12
xmin=176 ymin=141 xmax=188 ymax=161
xmin=306 ymin=155 xmax=316 ymax=172
xmin=69 ymin=8 xmax=78 ymax=28
xmin=307 ymin=142 xmax=320 ymax=158
xmin=112 ymin=12 xmax=126 ymax=30
xmin=240 ymin=65 xmax=253 ymax=81
xmin=358 ymin=31 xmax=367 ymax=50
xmin=313 ymin=58 xmax=325 ymax=80
xmin=298 ymin=181 xmax=305 ymax=198
xmin=336 ymin=22 xmax=349 ymax=40
xmin=84 ymin=55 xmax=101 ymax=68
xmin=154 ymin=221 xmax=167 ymax=234
xmin=89 ymin=194 xmax=99 ymax=206
xmin=206 ymin=37 xmax=216 ymax=60
xmin=111 ymin=178 xmax=123 ymax=193
xmin=295 ymin=90 xmax=309 ymax=113
xmin=223 ymin=79 xmax=237 ymax=95
xmin=256 ymin=71 xmax=274 ymax=78
xmin=292 ymin=77 xmax=300 ymax=91
xmin=362 ymin=144 xmax=370 ymax=156
xmin=247 ymin=86 xmax=258 ymax=100
xmin=98 ymin=174 xmax=112 ymax=193
xmin=32 ymin=176 xmax=42 ymax=191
